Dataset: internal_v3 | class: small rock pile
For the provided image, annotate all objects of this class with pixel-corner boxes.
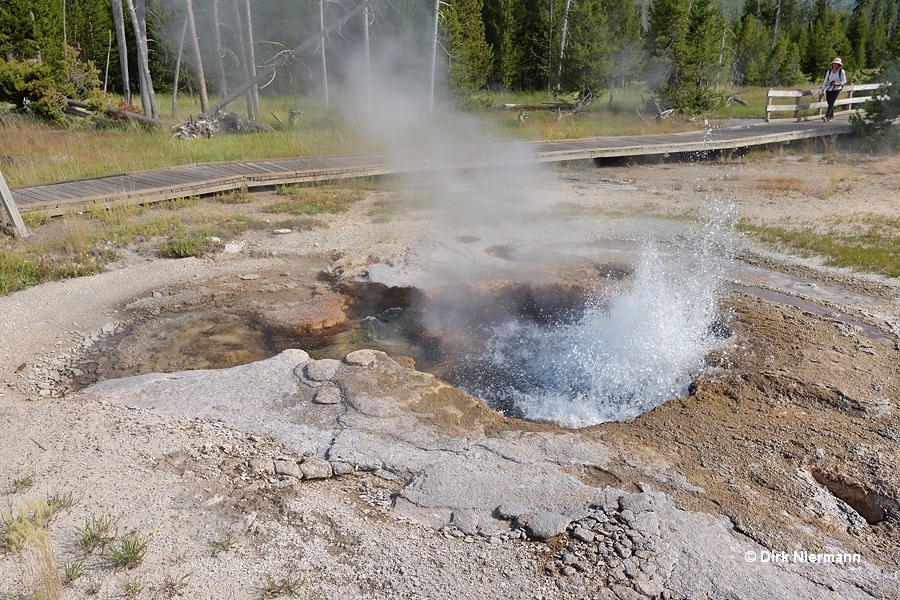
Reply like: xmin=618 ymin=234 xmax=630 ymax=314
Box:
xmin=544 ymin=493 xmax=675 ymax=599
xmin=171 ymin=111 xmax=274 ymax=139
xmin=12 ymin=320 xmax=126 ymax=399
xmin=178 ymin=418 xmax=337 ymax=494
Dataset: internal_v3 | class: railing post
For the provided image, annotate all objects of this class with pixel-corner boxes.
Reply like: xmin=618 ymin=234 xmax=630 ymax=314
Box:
xmin=0 ymin=168 xmax=29 ymax=238
xmin=794 ymin=90 xmax=802 ymax=122
xmin=765 ymin=89 xmax=772 ymax=122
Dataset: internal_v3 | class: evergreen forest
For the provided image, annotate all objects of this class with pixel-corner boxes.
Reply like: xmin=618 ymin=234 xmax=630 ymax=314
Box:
xmin=2 ymin=0 xmax=900 ymax=122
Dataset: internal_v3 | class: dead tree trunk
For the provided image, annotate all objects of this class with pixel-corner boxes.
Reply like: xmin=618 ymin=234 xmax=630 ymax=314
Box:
xmin=110 ymin=0 xmax=131 ymax=105
xmin=243 ymin=0 xmax=260 ymax=117
xmin=556 ymin=0 xmax=573 ymax=93
xmin=213 ymin=0 xmax=227 ymax=96
xmin=124 ymin=0 xmax=158 ymax=118
xmin=319 ymin=0 xmax=329 ymax=108
xmin=429 ymin=0 xmax=439 ymax=115
xmin=185 ymin=0 xmax=209 ymax=112
xmin=172 ymin=17 xmax=188 ymax=115
xmin=201 ymin=0 xmax=376 ymax=118
xmin=363 ymin=3 xmax=371 ymax=115
xmin=136 ymin=0 xmax=159 ymax=118
xmin=231 ymin=0 xmax=254 ymax=119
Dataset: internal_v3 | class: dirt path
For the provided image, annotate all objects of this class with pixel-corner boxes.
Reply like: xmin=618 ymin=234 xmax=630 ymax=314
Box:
xmin=1 ymin=152 xmax=899 ymax=599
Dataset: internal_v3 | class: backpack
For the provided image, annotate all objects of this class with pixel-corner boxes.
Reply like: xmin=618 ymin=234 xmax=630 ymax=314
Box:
xmin=825 ymin=69 xmax=845 ymax=89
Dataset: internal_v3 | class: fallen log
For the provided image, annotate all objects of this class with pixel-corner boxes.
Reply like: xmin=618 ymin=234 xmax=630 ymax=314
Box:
xmin=66 ymin=99 xmax=163 ymax=127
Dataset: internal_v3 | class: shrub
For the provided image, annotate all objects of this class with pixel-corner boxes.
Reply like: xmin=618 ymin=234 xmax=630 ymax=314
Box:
xmin=850 ymin=61 xmax=900 ymax=148
xmin=0 ymin=46 xmax=100 ymax=124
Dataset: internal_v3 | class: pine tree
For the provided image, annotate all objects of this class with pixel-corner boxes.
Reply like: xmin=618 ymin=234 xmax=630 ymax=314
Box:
xmin=484 ymin=0 xmax=525 ymax=90
xmin=603 ymin=0 xmax=644 ymax=86
xmin=649 ymin=0 xmax=729 ymax=112
xmin=557 ymin=0 xmax=611 ymax=94
xmin=735 ymin=14 xmax=772 ymax=85
xmin=444 ymin=0 xmax=493 ymax=103
xmin=848 ymin=0 xmax=872 ymax=68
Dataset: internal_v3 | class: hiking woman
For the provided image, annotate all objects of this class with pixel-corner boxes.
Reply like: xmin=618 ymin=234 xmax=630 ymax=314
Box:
xmin=820 ymin=58 xmax=846 ymax=121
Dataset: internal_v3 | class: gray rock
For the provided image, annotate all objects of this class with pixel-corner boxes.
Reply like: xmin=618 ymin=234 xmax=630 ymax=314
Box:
xmin=619 ymin=493 xmax=653 ymax=514
xmin=572 ymin=526 xmax=595 ymax=543
xmin=329 ymin=461 xmax=354 ymax=476
xmin=305 ymin=359 xmax=341 ymax=382
xmin=271 ymin=476 xmax=300 ymax=490
xmin=274 ymin=459 xmax=302 ymax=479
xmin=609 ymin=583 xmax=644 ymax=599
xmin=345 ymin=349 xmax=377 ymax=366
xmin=248 ymin=456 xmax=275 ymax=475
xmin=618 ymin=509 xmax=636 ymax=526
xmin=518 ymin=511 xmax=571 ymax=540
xmin=496 ymin=503 xmax=528 ymax=520
xmin=632 ymin=576 xmax=664 ymax=597
xmin=300 ymin=458 xmax=333 ymax=479
xmin=451 ymin=509 xmax=482 ymax=536
xmin=375 ymin=469 xmax=401 ymax=481
xmin=312 ymin=386 xmax=342 ymax=405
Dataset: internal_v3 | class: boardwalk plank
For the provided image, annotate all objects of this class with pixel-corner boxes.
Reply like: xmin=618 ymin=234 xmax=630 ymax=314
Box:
xmin=9 ymin=120 xmax=855 ymax=217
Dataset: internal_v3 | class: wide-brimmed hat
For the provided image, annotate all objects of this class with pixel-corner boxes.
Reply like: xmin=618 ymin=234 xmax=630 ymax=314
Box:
xmin=831 ymin=57 xmax=843 ymax=65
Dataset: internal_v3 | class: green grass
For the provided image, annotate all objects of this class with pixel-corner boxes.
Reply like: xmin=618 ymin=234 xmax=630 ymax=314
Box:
xmin=7 ymin=473 xmax=35 ymax=494
xmin=61 ymin=560 xmax=85 ymax=585
xmin=104 ymin=531 xmax=150 ymax=570
xmin=213 ymin=185 xmax=253 ymax=204
xmin=0 ymin=98 xmax=369 ymax=187
xmin=159 ymin=572 xmax=192 ymax=597
xmin=271 ymin=216 xmax=325 ymax=230
xmin=121 ymin=575 xmax=144 ymax=598
xmin=741 ymin=218 xmax=900 ymax=277
xmin=159 ymin=230 xmax=218 ymax=258
xmin=264 ymin=185 xmax=364 ymax=215
xmin=263 ymin=573 xmax=306 ymax=598
xmin=74 ymin=514 xmax=118 ymax=554
xmin=210 ymin=531 xmax=235 ymax=556
xmin=0 ymin=499 xmax=62 ymax=599
xmin=0 ymin=199 xmax=279 ymax=295
xmin=1 ymin=498 xmax=63 ymax=554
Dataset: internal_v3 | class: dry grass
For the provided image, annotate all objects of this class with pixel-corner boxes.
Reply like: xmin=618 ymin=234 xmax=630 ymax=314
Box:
xmin=822 ymin=173 xmax=864 ymax=198
xmin=20 ymin=528 xmax=62 ymax=600
xmin=1 ymin=499 xmax=63 ymax=600
xmin=756 ymin=176 xmax=806 ymax=192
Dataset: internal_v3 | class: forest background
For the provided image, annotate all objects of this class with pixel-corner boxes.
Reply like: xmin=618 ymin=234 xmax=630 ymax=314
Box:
xmin=3 ymin=0 xmax=900 ymax=126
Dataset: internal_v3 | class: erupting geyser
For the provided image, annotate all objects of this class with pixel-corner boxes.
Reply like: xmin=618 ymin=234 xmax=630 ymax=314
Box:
xmin=447 ymin=210 xmax=735 ymax=427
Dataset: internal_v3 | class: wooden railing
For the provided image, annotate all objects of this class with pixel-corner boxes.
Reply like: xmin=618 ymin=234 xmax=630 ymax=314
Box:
xmin=765 ymin=83 xmax=882 ymax=122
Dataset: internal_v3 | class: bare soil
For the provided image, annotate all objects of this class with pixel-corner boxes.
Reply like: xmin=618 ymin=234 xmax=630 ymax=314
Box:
xmin=2 ymin=150 xmax=899 ymax=598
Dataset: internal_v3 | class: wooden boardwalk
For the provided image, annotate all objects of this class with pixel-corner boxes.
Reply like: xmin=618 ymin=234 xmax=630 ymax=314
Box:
xmin=9 ymin=117 xmax=852 ymax=217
